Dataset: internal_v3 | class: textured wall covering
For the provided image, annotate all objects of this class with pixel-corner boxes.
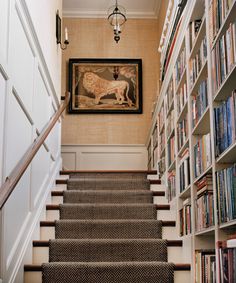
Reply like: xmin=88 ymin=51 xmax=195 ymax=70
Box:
xmin=61 ymin=18 xmax=159 ymax=144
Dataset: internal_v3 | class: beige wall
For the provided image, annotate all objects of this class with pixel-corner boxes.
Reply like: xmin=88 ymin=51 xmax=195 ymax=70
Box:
xmin=61 ymin=17 xmax=162 ymax=145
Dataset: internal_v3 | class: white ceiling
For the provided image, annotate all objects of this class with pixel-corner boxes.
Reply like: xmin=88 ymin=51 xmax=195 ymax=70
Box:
xmin=62 ymin=0 xmax=161 ymax=19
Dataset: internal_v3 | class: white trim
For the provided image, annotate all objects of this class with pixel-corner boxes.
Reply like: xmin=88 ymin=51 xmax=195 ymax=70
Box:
xmin=63 ymin=10 xmax=159 ymax=19
xmin=7 ymin=157 xmax=61 ymax=283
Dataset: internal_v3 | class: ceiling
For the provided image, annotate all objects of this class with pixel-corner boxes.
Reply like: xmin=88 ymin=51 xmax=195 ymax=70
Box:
xmin=62 ymin=0 xmax=161 ymax=19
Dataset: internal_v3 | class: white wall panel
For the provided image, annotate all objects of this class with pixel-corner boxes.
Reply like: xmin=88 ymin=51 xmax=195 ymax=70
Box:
xmin=0 ymin=0 xmax=9 ymax=62
xmin=3 ymin=168 xmax=31 ymax=271
xmin=0 ymin=72 xmax=6 ymax=185
xmin=33 ymin=67 xmax=51 ymax=132
xmin=47 ymin=121 xmax=61 ymax=160
xmin=61 ymin=145 xmax=148 ymax=170
xmin=8 ymin=5 xmax=35 ymax=117
xmin=4 ymin=91 xmax=32 ymax=177
xmin=31 ymin=144 xmax=50 ymax=208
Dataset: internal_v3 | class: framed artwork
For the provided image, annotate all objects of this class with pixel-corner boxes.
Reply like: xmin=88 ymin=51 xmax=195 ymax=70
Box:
xmin=68 ymin=58 xmax=142 ymax=114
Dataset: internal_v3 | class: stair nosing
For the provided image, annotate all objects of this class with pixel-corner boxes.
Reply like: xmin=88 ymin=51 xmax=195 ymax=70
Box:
xmin=32 ymin=239 xmax=183 ymax=247
xmin=60 ymin=170 xmax=158 ymax=175
xmin=24 ymin=263 xmax=190 ymax=272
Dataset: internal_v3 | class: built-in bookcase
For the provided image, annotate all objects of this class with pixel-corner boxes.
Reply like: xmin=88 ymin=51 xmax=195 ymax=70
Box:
xmin=146 ymin=0 xmax=236 ymax=281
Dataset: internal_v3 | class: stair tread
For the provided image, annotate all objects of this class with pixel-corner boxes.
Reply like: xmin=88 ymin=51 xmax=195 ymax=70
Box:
xmin=46 ymin=204 xmax=169 ymax=210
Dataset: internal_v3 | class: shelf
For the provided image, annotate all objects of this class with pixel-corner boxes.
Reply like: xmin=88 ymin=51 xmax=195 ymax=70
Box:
xmin=216 ymin=142 xmax=236 ymax=164
xmin=167 ymin=128 xmax=175 ymax=143
xmin=178 ymin=138 xmax=189 ymax=157
xmin=166 ymin=99 xmax=174 ymax=117
xmin=175 ymin=68 xmax=187 ymax=95
xmin=159 ymin=123 xmax=165 ymax=134
xmin=211 ymin=1 xmax=236 ymax=50
xmin=219 ymin=219 xmax=236 ymax=229
xmin=194 ymin=165 xmax=212 ymax=184
xmin=195 ymin=226 xmax=215 ymax=236
xmin=177 ymin=100 xmax=188 ymax=123
xmin=168 ymin=160 xmax=176 ymax=172
xmin=160 ymin=147 xmax=166 ymax=158
xmin=213 ymin=64 xmax=236 ymax=102
xmin=192 ymin=106 xmax=210 ymax=135
xmin=189 ymin=16 xmax=206 ymax=59
xmin=179 ymin=185 xmax=191 ymax=199
xmin=189 ymin=60 xmax=208 ymax=96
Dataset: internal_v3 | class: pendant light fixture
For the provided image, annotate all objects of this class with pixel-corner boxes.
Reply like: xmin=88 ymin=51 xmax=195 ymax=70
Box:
xmin=107 ymin=0 xmax=127 ymax=43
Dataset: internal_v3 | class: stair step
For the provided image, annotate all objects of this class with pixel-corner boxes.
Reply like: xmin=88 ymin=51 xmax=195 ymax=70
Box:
xmin=24 ymin=263 xmax=190 ymax=271
xmin=46 ymin=204 xmax=170 ymax=211
xmin=40 ymin=220 xmax=176 ymax=227
xmin=51 ymin=190 xmax=165 ymax=197
xmin=33 ymin=239 xmax=183 ymax=247
xmin=60 ymin=170 xmax=158 ymax=175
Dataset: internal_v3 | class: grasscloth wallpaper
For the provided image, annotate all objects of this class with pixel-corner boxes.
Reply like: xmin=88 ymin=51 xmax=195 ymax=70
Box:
xmin=61 ymin=2 xmax=168 ymax=144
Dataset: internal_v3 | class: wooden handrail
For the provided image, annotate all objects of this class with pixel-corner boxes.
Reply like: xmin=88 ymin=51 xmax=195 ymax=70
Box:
xmin=0 ymin=92 xmax=70 ymax=209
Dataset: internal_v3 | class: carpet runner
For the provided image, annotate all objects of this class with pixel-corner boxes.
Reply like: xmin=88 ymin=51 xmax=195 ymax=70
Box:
xmin=42 ymin=172 xmax=174 ymax=283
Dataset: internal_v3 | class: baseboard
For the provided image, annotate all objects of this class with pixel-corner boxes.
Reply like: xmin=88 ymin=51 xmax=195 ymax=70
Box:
xmin=61 ymin=144 xmax=148 ymax=170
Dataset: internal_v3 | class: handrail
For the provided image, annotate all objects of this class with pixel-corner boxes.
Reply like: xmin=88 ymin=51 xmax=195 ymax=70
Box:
xmin=0 ymin=92 xmax=70 ymax=209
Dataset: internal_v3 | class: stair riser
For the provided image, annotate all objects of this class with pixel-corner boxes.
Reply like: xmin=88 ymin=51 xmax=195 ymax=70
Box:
xmin=24 ymin=270 xmax=190 ymax=283
xmin=40 ymin=226 xmax=177 ymax=241
xmin=157 ymin=210 xmax=176 ymax=221
xmin=32 ymin=246 xmax=183 ymax=265
xmin=52 ymin=196 xmax=167 ymax=206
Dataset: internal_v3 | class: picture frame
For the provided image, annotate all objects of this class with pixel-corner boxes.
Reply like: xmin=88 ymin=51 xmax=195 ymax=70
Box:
xmin=68 ymin=58 xmax=142 ymax=114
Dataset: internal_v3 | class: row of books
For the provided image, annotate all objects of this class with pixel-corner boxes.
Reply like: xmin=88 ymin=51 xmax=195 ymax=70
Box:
xmin=152 ymin=123 xmax=158 ymax=149
xmin=177 ymin=82 xmax=188 ymax=116
xmin=216 ymin=163 xmax=236 ymax=224
xmin=167 ymin=110 xmax=175 ymax=138
xmin=209 ymin=0 xmax=235 ymax=45
xmin=189 ymin=18 xmax=203 ymax=51
xmin=218 ymin=236 xmax=236 ymax=283
xmin=193 ymin=133 xmax=212 ymax=178
xmin=195 ymin=250 xmax=216 ymax=283
xmin=166 ymin=78 xmax=174 ymax=112
xmin=192 ymin=79 xmax=208 ymax=129
xmin=167 ymin=135 xmax=175 ymax=167
xmin=214 ymin=90 xmax=236 ymax=157
xmin=179 ymin=149 xmax=190 ymax=193
xmin=179 ymin=198 xmax=191 ymax=236
xmin=195 ymin=186 xmax=215 ymax=231
xmin=189 ymin=36 xmax=207 ymax=90
xmin=157 ymin=157 xmax=166 ymax=178
xmin=174 ymin=47 xmax=186 ymax=88
xmin=159 ymin=129 xmax=165 ymax=154
xmin=177 ymin=115 xmax=188 ymax=151
xmin=167 ymin=171 xmax=176 ymax=202
xmin=211 ymin=21 xmax=236 ymax=94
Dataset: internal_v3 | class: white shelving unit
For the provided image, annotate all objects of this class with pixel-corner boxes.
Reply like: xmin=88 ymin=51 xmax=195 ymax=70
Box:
xmin=146 ymin=0 xmax=236 ymax=281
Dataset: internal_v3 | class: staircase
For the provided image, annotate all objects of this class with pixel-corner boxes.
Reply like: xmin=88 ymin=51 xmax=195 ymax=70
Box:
xmin=24 ymin=171 xmax=190 ymax=283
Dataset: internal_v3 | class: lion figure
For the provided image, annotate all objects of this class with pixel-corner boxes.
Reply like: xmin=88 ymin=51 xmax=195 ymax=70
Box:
xmin=82 ymin=72 xmax=132 ymax=107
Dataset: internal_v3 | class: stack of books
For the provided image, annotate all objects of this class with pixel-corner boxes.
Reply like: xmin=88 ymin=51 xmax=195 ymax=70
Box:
xmin=216 ymin=163 xmax=236 ymax=224
xmin=177 ymin=115 xmax=188 ymax=150
xmin=209 ymin=0 xmax=235 ymax=45
xmin=189 ymin=18 xmax=203 ymax=51
xmin=214 ymin=90 xmax=236 ymax=157
xmin=177 ymin=82 xmax=188 ymax=115
xmin=179 ymin=197 xmax=191 ymax=236
xmin=193 ymin=133 xmax=212 ymax=178
xmin=192 ymin=79 xmax=208 ymax=129
xmin=211 ymin=22 xmax=236 ymax=93
xmin=179 ymin=149 xmax=191 ymax=193
xmin=189 ymin=36 xmax=207 ymax=89
xmin=217 ymin=235 xmax=236 ymax=283
xmin=195 ymin=250 xmax=216 ymax=283
xmin=195 ymin=175 xmax=214 ymax=231
xmin=167 ymin=171 xmax=176 ymax=202
xmin=174 ymin=47 xmax=186 ymax=87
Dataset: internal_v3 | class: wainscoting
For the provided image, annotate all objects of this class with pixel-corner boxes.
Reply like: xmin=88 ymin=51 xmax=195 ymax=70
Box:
xmin=61 ymin=144 xmax=148 ymax=170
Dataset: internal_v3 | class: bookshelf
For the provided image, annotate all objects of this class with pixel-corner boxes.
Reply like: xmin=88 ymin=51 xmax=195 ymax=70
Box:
xmin=146 ymin=0 xmax=236 ymax=281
